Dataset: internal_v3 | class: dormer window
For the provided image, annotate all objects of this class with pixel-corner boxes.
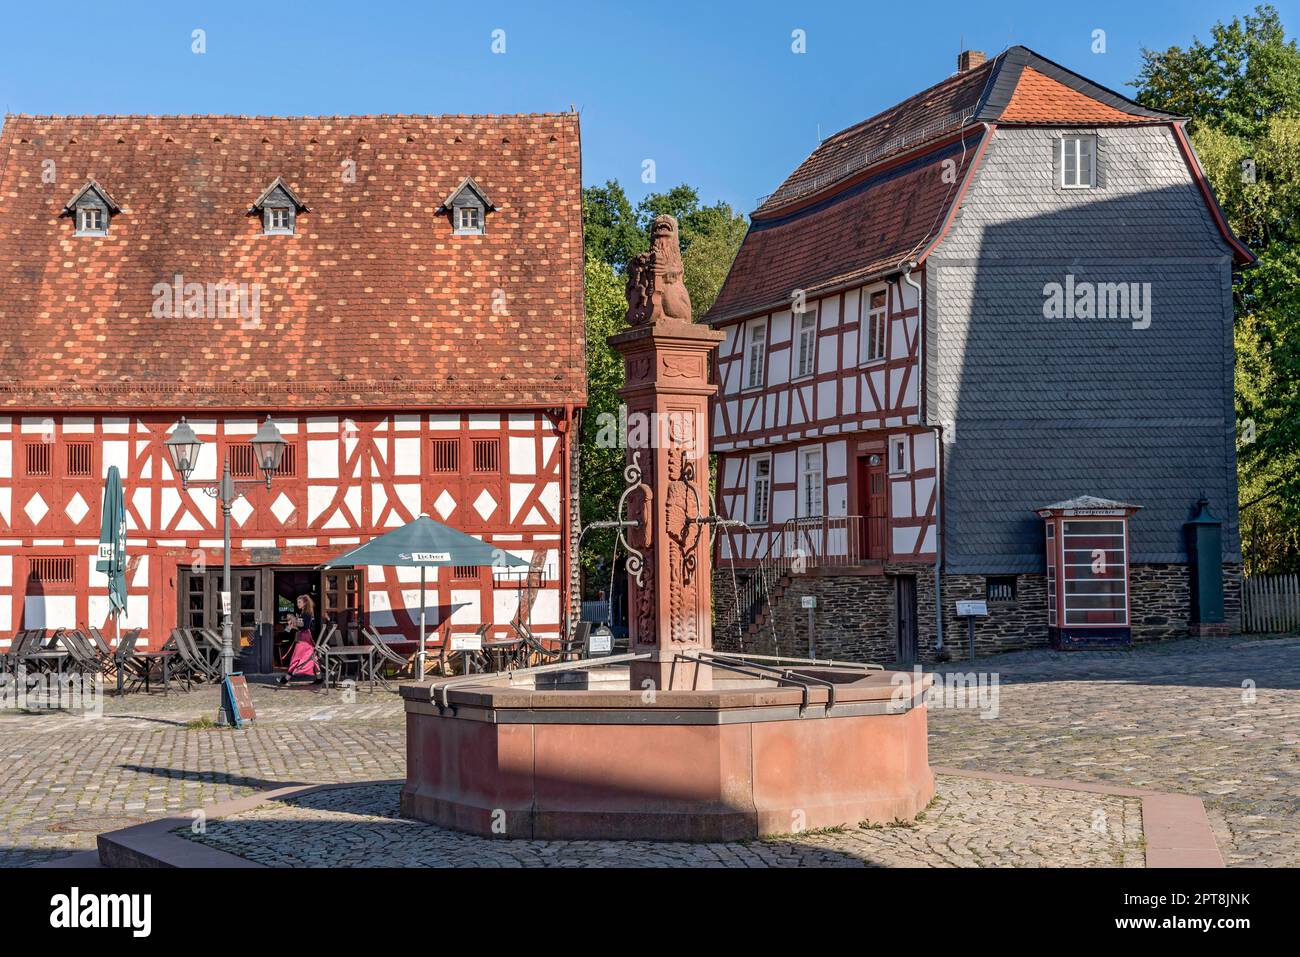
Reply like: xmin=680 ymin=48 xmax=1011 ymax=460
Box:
xmin=438 ymin=176 xmax=496 ymax=236
xmin=64 ymin=180 xmax=120 ymax=237
xmin=249 ymin=177 xmax=307 ymax=236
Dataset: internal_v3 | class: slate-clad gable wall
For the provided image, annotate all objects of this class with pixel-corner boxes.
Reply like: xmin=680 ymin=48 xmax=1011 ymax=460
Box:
xmin=928 ymin=124 xmax=1240 ymax=572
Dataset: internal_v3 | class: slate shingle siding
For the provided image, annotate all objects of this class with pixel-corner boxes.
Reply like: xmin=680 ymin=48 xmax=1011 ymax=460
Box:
xmin=928 ymin=124 xmax=1240 ymax=572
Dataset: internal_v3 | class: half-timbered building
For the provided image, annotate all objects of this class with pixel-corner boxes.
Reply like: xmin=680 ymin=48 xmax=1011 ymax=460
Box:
xmin=707 ymin=47 xmax=1251 ymax=662
xmin=0 ymin=113 xmax=584 ymax=658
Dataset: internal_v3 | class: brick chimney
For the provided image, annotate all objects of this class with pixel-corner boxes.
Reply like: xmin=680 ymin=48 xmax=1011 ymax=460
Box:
xmin=957 ymin=49 xmax=986 ymax=73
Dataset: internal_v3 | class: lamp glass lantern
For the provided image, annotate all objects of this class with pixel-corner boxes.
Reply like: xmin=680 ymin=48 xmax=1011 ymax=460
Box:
xmin=251 ymin=416 xmax=287 ymax=487
xmin=164 ymin=417 xmax=202 ymax=485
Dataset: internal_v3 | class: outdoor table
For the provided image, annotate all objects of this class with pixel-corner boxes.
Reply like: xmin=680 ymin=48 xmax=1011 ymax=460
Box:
xmin=131 ymin=649 xmax=176 ymax=695
xmin=321 ymin=644 xmax=377 ymax=691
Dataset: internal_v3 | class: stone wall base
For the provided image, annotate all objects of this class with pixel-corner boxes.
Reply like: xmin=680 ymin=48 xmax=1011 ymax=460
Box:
xmin=713 ymin=560 xmax=1243 ymax=664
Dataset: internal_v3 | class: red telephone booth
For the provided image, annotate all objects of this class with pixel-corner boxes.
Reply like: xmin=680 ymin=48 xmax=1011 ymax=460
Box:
xmin=1037 ymin=496 xmax=1141 ymax=649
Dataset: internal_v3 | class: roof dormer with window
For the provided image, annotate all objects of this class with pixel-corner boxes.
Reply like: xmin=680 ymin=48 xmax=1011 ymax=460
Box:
xmin=249 ymin=177 xmax=307 ymax=235
xmin=437 ymin=176 xmax=496 ymax=236
xmin=64 ymin=180 xmax=120 ymax=237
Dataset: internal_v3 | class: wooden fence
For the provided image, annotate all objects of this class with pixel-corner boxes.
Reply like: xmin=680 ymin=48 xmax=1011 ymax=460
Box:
xmin=1242 ymin=574 xmax=1300 ymax=633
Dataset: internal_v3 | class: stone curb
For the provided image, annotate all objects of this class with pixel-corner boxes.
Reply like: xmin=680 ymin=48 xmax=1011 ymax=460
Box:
xmin=77 ymin=770 xmax=1222 ymax=869
xmin=931 ymin=766 xmax=1225 ymax=868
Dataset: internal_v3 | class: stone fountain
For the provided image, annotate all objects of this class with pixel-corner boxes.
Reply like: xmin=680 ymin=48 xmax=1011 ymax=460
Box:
xmin=400 ymin=216 xmax=933 ymax=840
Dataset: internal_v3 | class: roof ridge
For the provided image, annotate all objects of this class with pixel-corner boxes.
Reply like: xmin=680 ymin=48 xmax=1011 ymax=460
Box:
xmin=2 ymin=112 xmax=577 ymax=122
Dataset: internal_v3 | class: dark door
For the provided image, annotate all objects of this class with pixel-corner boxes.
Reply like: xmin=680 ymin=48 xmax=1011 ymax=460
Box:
xmin=321 ymin=569 xmax=365 ymax=643
xmin=896 ymin=575 xmax=918 ymax=665
xmin=859 ymin=454 xmax=888 ymax=560
xmin=176 ymin=566 xmax=274 ymax=672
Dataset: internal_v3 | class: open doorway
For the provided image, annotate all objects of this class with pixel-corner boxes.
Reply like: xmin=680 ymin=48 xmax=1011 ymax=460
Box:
xmin=271 ymin=568 xmax=322 ymax=669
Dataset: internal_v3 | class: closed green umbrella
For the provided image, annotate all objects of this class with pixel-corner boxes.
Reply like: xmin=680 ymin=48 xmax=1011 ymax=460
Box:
xmin=96 ymin=466 xmax=128 ymax=645
xmin=323 ymin=514 xmax=528 ymax=677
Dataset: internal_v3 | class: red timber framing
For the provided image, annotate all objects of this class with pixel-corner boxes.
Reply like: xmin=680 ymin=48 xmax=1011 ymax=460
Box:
xmin=712 ymin=272 xmax=937 ymax=566
xmin=0 ymin=410 xmax=574 ymax=651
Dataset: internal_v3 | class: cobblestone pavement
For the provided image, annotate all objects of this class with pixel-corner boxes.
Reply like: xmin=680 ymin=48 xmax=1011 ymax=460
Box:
xmin=183 ymin=776 xmax=1143 ymax=868
xmin=1 ymin=634 xmax=1293 ymax=867
xmin=0 ymin=680 xmax=405 ymax=868
xmin=926 ymin=634 xmax=1300 ymax=868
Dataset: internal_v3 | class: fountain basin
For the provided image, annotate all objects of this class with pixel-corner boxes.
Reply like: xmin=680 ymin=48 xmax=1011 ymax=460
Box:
xmin=400 ymin=666 xmax=933 ymax=841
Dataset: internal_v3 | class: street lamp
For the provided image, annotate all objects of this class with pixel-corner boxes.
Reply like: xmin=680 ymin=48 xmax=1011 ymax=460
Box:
xmin=165 ymin=415 xmax=286 ymax=721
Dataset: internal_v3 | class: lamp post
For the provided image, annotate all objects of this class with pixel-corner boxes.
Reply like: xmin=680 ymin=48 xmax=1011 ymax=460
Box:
xmin=165 ymin=416 xmax=286 ymax=717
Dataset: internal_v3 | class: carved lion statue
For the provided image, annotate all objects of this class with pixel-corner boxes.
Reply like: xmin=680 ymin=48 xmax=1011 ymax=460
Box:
xmin=625 ymin=214 xmax=693 ymax=325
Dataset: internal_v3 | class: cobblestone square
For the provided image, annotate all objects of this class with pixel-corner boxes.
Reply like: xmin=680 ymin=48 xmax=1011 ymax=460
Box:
xmin=1 ymin=634 xmax=1295 ymax=868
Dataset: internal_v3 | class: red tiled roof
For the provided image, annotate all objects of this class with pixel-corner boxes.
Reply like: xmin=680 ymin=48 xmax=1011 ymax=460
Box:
xmin=999 ymin=67 xmax=1148 ymax=123
xmin=755 ymin=60 xmax=995 ymax=215
xmin=707 ymin=47 xmax=1187 ymax=324
xmin=0 ymin=114 xmax=585 ymax=409
xmin=707 ymin=133 xmax=983 ymax=323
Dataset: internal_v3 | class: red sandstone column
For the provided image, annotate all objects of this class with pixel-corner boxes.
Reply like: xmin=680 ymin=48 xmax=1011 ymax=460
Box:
xmin=608 ymin=319 xmax=723 ymax=691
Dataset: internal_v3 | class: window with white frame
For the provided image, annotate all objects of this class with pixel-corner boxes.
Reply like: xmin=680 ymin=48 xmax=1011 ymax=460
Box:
xmin=1060 ymin=135 xmax=1097 ymax=189
xmin=77 ymin=206 xmax=106 ymax=235
xmin=863 ymin=289 xmax=887 ymax=363
xmin=264 ymin=206 xmax=293 ymax=234
xmin=749 ymin=454 xmax=772 ymax=525
xmin=799 ymin=447 xmax=823 ymax=518
xmin=745 ymin=320 xmax=767 ymax=390
xmin=456 ymin=205 xmax=483 ymax=234
xmin=888 ymin=435 xmax=910 ymax=475
xmin=795 ymin=308 xmax=818 ymax=378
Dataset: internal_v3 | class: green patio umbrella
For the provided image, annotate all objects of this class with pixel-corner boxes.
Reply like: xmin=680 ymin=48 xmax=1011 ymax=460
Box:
xmin=96 ymin=465 xmax=128 ymax=645
xmin=322 ymin=514 xmax=529 ymax=677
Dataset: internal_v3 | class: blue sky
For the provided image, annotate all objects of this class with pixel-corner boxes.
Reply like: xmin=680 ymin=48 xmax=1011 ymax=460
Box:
xmin=0 ymin=0 xmax=1293 ymax=213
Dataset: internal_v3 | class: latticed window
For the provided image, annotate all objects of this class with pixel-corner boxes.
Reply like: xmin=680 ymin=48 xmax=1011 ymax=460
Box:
xmin=746 ymin=320 xmax=767 ymax=389
xmin=25 ymin=443 xmax=51 ymax=476
xmin=28 ymin=557 xmax=74 ymax=585
xmin=452 ymin=565 xmax=478 ymax=580
xmin=472 ymin=439 xmax=499 ymax=472
xmin=432 ymin=439 xmax=460 ymax=472
xmin=65 ymin=442 xmax=93 ymax=477
xmin=229 ymin=442 xmax=295 ymax=478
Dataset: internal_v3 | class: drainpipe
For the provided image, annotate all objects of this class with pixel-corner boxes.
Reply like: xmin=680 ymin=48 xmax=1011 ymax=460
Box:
xmin=901 ymin=261 xmax=944 ymax=658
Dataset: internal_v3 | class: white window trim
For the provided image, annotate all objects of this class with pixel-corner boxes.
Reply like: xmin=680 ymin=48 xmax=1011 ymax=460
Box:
xmin=744 ymin=319 xmax=767 ymax=391
xmin=799 ymin=447 xmax=824 ymax=518
xmin=264 ymin=206 xmax=294 ymax=235
xmin=888 ymin=435 xmax=910 ymax=476
xmin=748 ymin=453 xmax=773 ymax=526
xmin=455 ymin=205 xmax=484 ymax=235
xmin=1060 ymin=135 xmax=1096 ymax=189
xmin=76 ymin=206 xmax=107 ymax=236
xmin=861 ymin=286 xmax=888 ymax=365
xmin=794 ymin=308 xmax=818 ymax=380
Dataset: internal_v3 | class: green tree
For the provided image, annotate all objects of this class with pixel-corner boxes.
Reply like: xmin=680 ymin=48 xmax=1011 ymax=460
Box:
xmin=576 ymin=181 xmax=749 ymax=593
xmin=1136 ymin=4 xmax=1300 ymax=573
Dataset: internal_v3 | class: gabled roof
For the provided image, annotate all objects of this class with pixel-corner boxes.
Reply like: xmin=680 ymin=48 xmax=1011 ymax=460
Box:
xmin=63 ymin=179 xmax=121 ymax=214
xmin=705 ymin=46 xmax=1249 ymax=325
xmin=0 ymin=113 xmax=584 ymax=410
xmin=436 ymin=175 xmax=497 ymax=212
xmin=249 ymin=176 xmax=308 ymax=212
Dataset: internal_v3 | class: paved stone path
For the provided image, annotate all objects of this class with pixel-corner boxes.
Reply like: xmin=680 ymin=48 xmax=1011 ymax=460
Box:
xmin=926 ymin=634 xmax=1300 ymax=868
xmin=0 ymin=634 xmax=1293 ymax=867
xmin=182 ymin=776 xmax=1143 ymax=868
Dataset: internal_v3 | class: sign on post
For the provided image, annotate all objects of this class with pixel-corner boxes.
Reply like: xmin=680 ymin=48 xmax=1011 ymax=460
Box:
xmin=801 ymin=596 xmax=817 ymax=609
xmin=450 ymin=635 xmax=482 ymax=652
xmin=956 ymin=600 xmax=988 ymax=617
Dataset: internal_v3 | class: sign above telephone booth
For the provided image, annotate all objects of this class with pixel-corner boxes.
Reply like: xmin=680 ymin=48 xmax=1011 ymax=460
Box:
xmin=1035 ymin=496 xmax=1141 ymax=650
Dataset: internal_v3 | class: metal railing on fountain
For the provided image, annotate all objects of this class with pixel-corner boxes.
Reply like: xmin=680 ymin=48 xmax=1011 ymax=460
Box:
xmin=717 ymin=515 xmax=885 ymax=651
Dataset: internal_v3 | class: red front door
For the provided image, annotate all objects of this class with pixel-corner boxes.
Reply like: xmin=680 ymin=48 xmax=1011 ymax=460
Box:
xmin=858 ymin=455 xmax=888 ymax=560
